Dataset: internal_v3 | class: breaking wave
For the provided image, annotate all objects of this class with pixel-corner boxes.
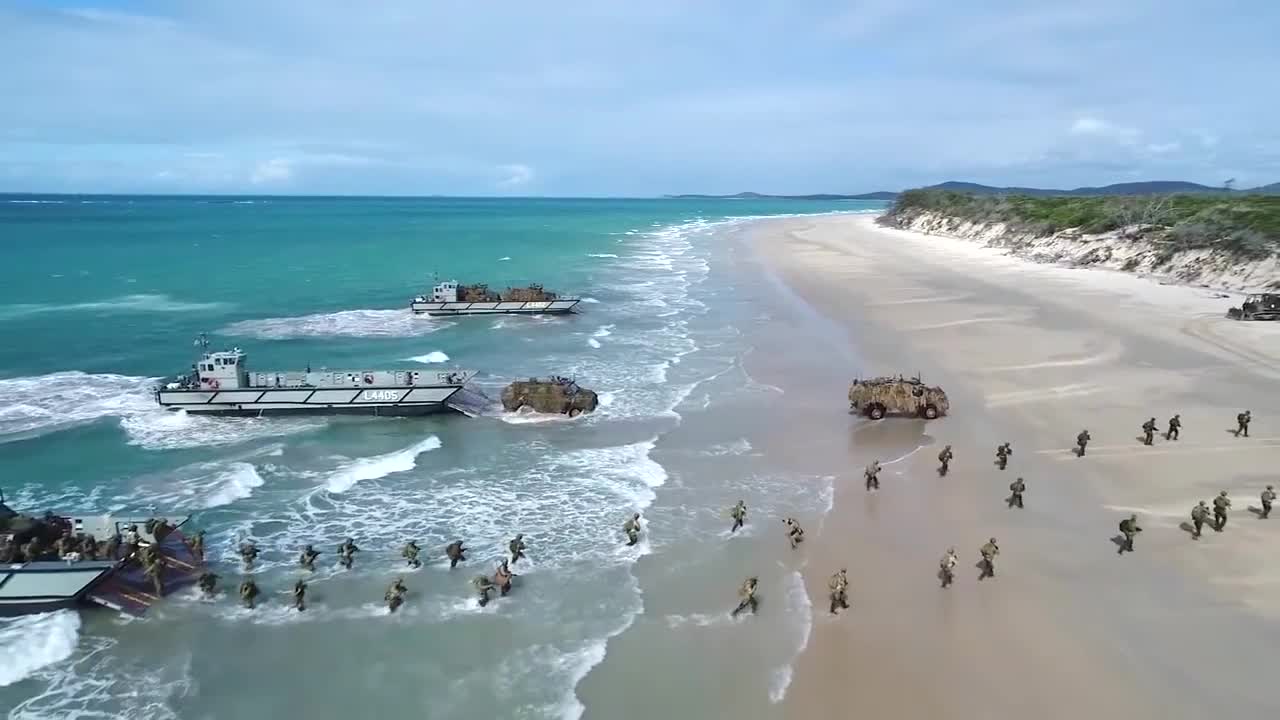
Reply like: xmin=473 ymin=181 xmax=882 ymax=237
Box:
xmin=325 ymin=435 xmax=442 ymax=493
xmin=586 ymin=253 xmax=619 ymax=258
xmin=406 ymin=351 xmax=450 ymax=363
xmin=0 ymin=611 xmax=81 ymax=688
xmin=0 ymin=372 xmax=155 ymax=441
xmin=140 ymin=461 xmax=267 ymax=510
xmin=221 ymin=308 xmax=451 ymax=339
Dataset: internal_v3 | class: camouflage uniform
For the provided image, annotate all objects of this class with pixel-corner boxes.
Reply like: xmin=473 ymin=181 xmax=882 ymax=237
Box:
xmin=446 ymin=540 xmax=467 ymax=568
xmin=1118 ymin=515 xmax=1142 ymax=554
xmin=729 ymin=501 xmax=747 ymax=532
xmin=1007 ymin=477 xmax=1025 ymax=509
xmin=198 ymin=572 xmax=219 ymax=598
xmin=385 ymin=579 xmax=407 ymax=613
xmin=1235 ymin=411 xmax=1251 ymax=437
xmin=402 ymin=541 xmax=422 ymax=568
xmin=472 ymin=575 xmax=495 ymax=607
xmin=979 ymin=539 xmax=999 ymax=580
xmin=939 ymin=548 xmax=958 ymax=588
xmin=937 ymin=445 xmax=953 ymax=475
xmin=1262 ymin=485 xmax=1276 ymax=520
xmin=784 ymin=518 xmax=805 ymax=549
xmin=1213 ymin=491 xmax=1231 ymax=531
xmin=293 ymin=580 xmax=307 ymax=611
xmin=239 ymin=542 xmax=259 ymax=571
xmin=731 ymin=577 xmax=759 ymax=617
xmin=1141 ymin=418 xmax=1157 ymax=446
xmin=623 ymin=514 xmax=642 ymax=546
xmin=995 ymin=443 xmax=1012 ymax=470
xmin=1076 ymin=430 xmax=1091 ymax=457
xmin=1190 ymin=501 xmax=1209 ymax=539
xmin=338 ymin=538 xmax=359 ymax=569
xmin=864 ymin=461 xmax=881 ymax=491
xmin=828 ymin=569 xmax=849 ymax=614
xmin=508 ymin=535 xmax=527 ymax=565
xmin=189 ymin=530 xmax=205 ymax=562
xmin=298 ymin=545 xmax=320 ymax=571
xmin=239 ymin=580 xmax=259 ymax=609
xmin=1165 ymin=414 xmax=1181 ymax=441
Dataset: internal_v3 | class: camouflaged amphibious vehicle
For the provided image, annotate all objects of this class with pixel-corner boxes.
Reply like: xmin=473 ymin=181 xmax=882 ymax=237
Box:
xmin=501 ymin=376 xmax=599 ymax=417
xmin=848 ymin=375 xmax=949 ymax=420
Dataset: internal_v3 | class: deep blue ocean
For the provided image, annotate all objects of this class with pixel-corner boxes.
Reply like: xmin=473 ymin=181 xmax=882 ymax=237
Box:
xmin=0 ymin=195 xmax=883 ymax=719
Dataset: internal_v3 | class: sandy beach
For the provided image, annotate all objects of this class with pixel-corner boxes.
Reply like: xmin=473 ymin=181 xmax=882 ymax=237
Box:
xmin=743 ymin=214 xmax=1280 ymax=719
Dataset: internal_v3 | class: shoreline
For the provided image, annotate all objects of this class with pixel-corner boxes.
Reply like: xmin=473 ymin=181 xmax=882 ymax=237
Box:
xmin=748 ymin=214 xmax=1280 ymax=718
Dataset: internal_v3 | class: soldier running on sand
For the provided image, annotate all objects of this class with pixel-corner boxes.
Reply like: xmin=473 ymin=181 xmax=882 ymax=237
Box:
xmin=1190 ymin=501 xmax=1210 ymax=539
xmin=937 ymin=445 xmax=953 ymax=476
xmin=1166 ymin=414 xmax=1181 ymax=441
xmin=731 ymin=577 xmax=759 ymax=617
xmin=402 ymin=541 xmax=422 ymax=569
xmin=298 ymin=544 xmax=320 ymax=571
xmin=1118 ymin=514 xmax=1143 ymax=554
xmin=1007 ymin=477 xmax=1026 ymax=509
xmin=828 ymin=569 xmax=850 ymax=615
xmin=939 ymin=547 xmax=958 ymax=588
xmin=293 ymin=580 xmax=307 ymax=611
xmin=1262 ymin=485 xmax=1276 ymax=520
xmin=995 ymin=443 xmax=1012 ymax=470
xmin=729 ymin=501 xmax=747 ymax=532
xmin=1076 ymin=430 xmax=1091 ymax=457
xmin=1235 ymin=410 xmax=1251 ymax=437
xmin=1142 ymin=418 xmax=1157 ymax=446
xmin=783 ymin=518 xmax=805 ymax=549
xmin=865 ymin=461 xmax=882 ymax=491
xmin=623 ymin=513 xmax=642 ymax=546
xmin=1213 ymin=491 xmax=1232 ymax=531
xmin=446 ymin=540 xmax=467 ymax=568
xmin=978 ymin=539 xmax=999 ymax=580
xmin=508 ymin=535 xmax=527 ymax=565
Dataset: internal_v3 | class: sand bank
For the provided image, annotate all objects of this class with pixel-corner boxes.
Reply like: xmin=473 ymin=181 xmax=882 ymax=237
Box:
xmin=746 ymin=214 xmax=1280 ymax=719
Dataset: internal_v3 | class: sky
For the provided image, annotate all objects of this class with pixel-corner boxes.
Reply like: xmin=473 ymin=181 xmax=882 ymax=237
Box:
xmin=1 ymin=0 xmax=1278 ymax=196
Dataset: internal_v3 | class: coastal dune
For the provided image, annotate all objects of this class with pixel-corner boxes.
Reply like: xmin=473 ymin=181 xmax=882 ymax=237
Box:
xmin=746 ymin=215 xmax=1280 ymax=718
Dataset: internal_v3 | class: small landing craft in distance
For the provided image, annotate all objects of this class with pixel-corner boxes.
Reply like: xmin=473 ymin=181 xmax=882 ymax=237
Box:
xmin=411 ymin=280 xmax=580 ymax=316
xmin=155 ymin=335 xmax=476 ymax=416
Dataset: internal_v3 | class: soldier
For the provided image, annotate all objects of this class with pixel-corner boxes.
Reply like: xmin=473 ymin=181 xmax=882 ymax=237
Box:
xmin=144 ymin=557 xmax=164 ymax=596
xmin=1234 ymin=410 xmax=1251 ymax=438
xmin=239 ymin=579 xmax=260 ymax=609
xmin=1262 ymin=485 xmax=1276 ymax=520
xmin=337 ymin=538 xmax=359 ymax=569
xmin=1076 ymin=430 xmax=1091 ymax=457
xmin=239 ymin=541 xmax=259 ymax=571
xmin=729 ymin=500 xmax=747 ymax=533
xmin=979 ymin=538 xmax=999 ymax=580
xmin=472 ymin=575 xmax=496 ymax=607
xmin=508 ymin=534 xmax=527 ymax=565
xmin=1007 ymin=477 xmax=1026 ymax=509
xmin=1190 ymin=501 xmax=1210 ymax=540
xmin=54 ymin=531 xmax=75 ymax=559
xmin=402 ymin=540 xmax=422 ymax=569
xmin=197 ymin=571 xmax=219 ymax=598
xmin=78 ymin=534 xmax=96 ymax=561
xmin=140 ymin=542 xmax=160 ymax=570
xmin=103 ymin=531 xmax=121 ymax=561
xmin=939 ymin=547 xmax=958 ymax=588
xmin=1141 ymin=418 xmax=1157 ymax=446
xmin=494 ymin=560 xmax=515 ymax=597
xmin=1165 ymin=414 xmax=1181 ymax=441
xmin=1213 ymin=490 xmax=1232 ymax=531
xmin=783 ymin=518 xmax=805 ymax=549
xmin=1118 ymin=514 xmax=1143 ymax=554
xmin=293 ymin=580 xmax=307 ymax=611
xmin=189 ymin=530 xmax=205 ymax=562
xmin=864 ymin=461 xmax=882 ymax=491
xmin=731 ymin=576 xmax=759 ymax=617
xmin=0 ymin=538 xmax=16 ymax=564
xmin=121 ymin=524 xmax=141 ymax=558
xmin=995 ymin=442 xmax=1012 ymax=470
xmin=828 ymin=568 xmax=850 ymax=615
xmin=445 ymin=540 xmax=467 ymax=569
xmin=298 ymin=544 xmax=320 ymax=571
xmin=622 ymin=513 xmax=642 ymax=546
xmin=385 ymin=578 xmax=407 ymax=613
xmin=21 ymin=538 xmax=43 ymax=562
xmin=937 ymin=445 xmax=953 ymax=476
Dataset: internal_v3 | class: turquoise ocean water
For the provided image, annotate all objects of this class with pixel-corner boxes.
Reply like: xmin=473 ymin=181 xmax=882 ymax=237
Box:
xmin=0 ymin=195 xmax=883 ymax=719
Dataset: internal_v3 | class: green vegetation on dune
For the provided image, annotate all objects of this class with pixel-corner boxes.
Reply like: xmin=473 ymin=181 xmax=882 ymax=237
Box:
xmin=884 ymin=189 xmax=1280 ymax=259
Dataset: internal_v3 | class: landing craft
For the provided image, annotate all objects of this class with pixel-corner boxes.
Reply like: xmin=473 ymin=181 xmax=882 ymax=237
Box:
xmin=411 ymin=280 xmax=580 ymax=316
xmin=155 ymin=335 xmax=479 ymax=416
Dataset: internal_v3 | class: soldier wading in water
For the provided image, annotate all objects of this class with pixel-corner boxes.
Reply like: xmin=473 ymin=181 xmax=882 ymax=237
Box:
xmin=937 ymin=445 xmax=953 ymax=476
xmin=385 ymin=578 xmax=407 ymax=613
xmin=623 ymin=513 xmax=642 ymax=546
xmin=939 ymin=547 xmax=958 ymax=588
xmin=298 ymin=544 xmax=320 ymax=572
xmin=472 ymin=575 xmax=496 ymax=607
xmin=445 ymin=540 xmax=467 ymax=568
xmin=783 ymin=518 xmax=805 ymax=549
xmin=198 ymin=572 xmax=218 ymax=599
xmin=729 ymin=501 xmax=747 ymax=533
xmin=293 ymin=580 xmax=307 ymax=611
xmin=402 ymin=540 xmax=422 ymax=569
xmin=508 ymin=534 xmax=527 ymax=565
xmin=337 ymin=538 xmax=360 ymax=569
xmin=731 ymin=577 xmax=759 ymax=618
xmin=828 ymin=569 xmax=850 ymax=615
xmin=239 ymin=579 xmax=260 ymax=609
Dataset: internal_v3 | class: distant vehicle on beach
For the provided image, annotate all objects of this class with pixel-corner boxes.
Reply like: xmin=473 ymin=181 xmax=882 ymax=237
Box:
xmin=411 ymin=280 xmax=580 ymax=316
xmin=848 ymin=374 xmax=950 ymax=420
xmin=155 ymin=335 xmax=476 ymax=416
xmin=1226 ymin=293 xmax=1280 ymax=321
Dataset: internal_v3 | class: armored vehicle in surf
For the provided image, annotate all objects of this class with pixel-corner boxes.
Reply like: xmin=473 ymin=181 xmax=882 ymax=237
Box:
xmin=848 ymin=375 xmax=949 ymax=420
xmin=411 ymin=280 xmax=580 ymax=316
xmin=0 ymin=489 xmax=202 ymax=617
xmin=1227 ymin=293 xmax=1280 ymax=321
xmin=155 ymin=336 xmax=476 ymax=416
xmin=501 ymin=376 xmax=599 ymax=417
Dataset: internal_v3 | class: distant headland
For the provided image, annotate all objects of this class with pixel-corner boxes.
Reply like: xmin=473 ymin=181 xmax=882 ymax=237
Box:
xmin=665 ymin=180 xmax=1280 ymax=201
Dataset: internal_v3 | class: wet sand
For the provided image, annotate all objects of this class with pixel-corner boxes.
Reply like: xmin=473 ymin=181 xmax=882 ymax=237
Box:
xmin=749 ymin=215 xmax=1280 ymax=719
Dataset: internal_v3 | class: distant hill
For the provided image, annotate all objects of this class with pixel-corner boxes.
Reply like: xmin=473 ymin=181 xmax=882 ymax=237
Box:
xmin=664 ymin=180 xmax=1280 ymax=201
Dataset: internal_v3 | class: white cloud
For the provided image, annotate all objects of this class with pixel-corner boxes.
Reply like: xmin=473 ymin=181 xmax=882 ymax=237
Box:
xmin=1145 ymin=141 xmax=1181 ymax=155
xmin=496 ymin=163 xmax=534 ymax=188
xmin=250 ymin=158 xmax=293 ymax=185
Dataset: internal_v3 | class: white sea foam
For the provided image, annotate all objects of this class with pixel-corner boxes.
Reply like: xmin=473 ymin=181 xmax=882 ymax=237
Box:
xmin=580 ymin=297 xmax=600 ymax=304
xmin=498 ymin=256 xmax=512 ymax=261
xmin=0 ymin=372 xmax=155 ymax=441
xmin=498 ymin=408 xmax=576 ymax=425
xmin=406 ymin=351 xmax=450 ymax=363
xmin=586 ymin=253 xmax=619 ymax=258
xmin=120 ymin=408 xmax=325 ymax=451
xmin=0 ymin=611 xmax=81 ymax=688
xmin=324 ymin=435 xmax=443 ymax=493
xmin=700 ymin=438 xmax=755 ymax=456
xmin=769 ymin=571 xmax=814 ymax=704
xmin=142 ymin=461 xmax=266 ymax=510
xmin=0 ymin=294 xmax=229 ymax=320
xmin=221 ymin=308 xmax=451 ymax=339
xmin=587 ymin=338 xmax=601 ymax=348
xmin=592 ymin=324 xmax=614 ymax=338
